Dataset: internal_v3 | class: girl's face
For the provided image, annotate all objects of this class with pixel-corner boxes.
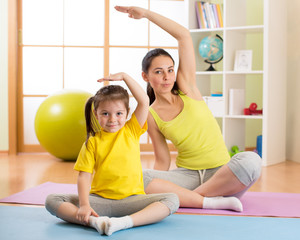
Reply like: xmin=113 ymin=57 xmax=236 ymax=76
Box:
xmin=143 ymin=55 xmax=175 ymax=94
xmin=94 ymin=100 xmax=128 ymax=133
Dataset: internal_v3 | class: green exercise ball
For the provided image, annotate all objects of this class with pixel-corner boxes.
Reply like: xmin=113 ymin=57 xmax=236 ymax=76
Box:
xmin=35 ymin=89 xmax=92 ymax=161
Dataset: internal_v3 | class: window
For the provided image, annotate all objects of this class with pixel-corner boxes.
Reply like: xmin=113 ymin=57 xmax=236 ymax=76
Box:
xmin=19 ymin=0 xmax=186 ymax=152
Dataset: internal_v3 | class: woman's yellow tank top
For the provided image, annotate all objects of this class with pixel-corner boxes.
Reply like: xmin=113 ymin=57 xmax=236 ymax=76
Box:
xmin=149 ymin=93 xmax=230 ymax=170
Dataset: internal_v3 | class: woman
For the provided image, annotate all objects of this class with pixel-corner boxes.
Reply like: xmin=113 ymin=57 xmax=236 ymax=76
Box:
xmin=116 ymin=6 xmax=262 ymax=212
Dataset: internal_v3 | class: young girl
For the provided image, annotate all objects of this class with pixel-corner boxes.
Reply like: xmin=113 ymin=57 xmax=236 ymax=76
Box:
xmin=45 ymin=72 xmax=179 ymax=236
xmin=115 ymin=6 xmax=262 ymax=211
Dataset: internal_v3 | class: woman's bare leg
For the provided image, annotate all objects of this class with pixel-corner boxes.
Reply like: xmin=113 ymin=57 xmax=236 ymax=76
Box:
xmin=145 ymin=176 xmax=243 ymax=211
xmin=194 ymin=165 xmax=246 ymax=197
xmin=145 ymin=178 xmax=204 ymax=208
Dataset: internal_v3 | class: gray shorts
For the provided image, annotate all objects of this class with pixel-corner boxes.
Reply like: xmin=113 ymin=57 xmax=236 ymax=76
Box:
xmin=143 ymin=151 xmax=262 ymax=198
xmin=45 ymin=192 xmax=179 ymax=218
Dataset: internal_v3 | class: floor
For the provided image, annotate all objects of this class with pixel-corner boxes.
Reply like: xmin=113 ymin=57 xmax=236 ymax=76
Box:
xmin=1 ymin=152 xmax=300 ymax=200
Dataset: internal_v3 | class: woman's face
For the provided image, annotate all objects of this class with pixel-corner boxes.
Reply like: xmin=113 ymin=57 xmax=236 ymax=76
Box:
xmin=143 ymin=56 xmax=175 ymax=94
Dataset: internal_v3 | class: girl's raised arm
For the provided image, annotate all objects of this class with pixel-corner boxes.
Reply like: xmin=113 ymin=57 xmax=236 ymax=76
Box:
xmin=115 ymin=6 xmax=201 ymax=98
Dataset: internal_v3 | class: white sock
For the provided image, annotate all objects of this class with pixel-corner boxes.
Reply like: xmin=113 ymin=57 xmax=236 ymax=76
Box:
xmin=203 ymin=196 xmax=243 ymax=212
xmin=89 ymin=216 xmax=109 ymax=235
xmin=104 ymin=216 xmax=133 ymax=236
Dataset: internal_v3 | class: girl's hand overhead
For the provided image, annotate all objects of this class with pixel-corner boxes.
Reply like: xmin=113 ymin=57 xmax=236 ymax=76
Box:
xmin=97 ymin=73 xmax=124 ymax=83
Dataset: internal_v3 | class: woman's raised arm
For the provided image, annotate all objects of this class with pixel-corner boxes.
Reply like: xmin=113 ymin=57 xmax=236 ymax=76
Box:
xmin=115 ymin=6 xmax=201 ymax=98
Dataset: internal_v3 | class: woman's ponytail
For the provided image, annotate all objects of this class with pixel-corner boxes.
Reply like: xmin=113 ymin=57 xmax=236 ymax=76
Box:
xmin=147 ymin=83 xmax=156 ymax=105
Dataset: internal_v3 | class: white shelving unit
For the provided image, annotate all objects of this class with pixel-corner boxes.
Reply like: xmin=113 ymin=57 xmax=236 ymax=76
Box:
xmin=186 ymin=0 xmax=286 ymax=166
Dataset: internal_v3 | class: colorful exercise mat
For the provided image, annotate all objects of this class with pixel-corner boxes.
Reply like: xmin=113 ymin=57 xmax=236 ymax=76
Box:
xmin=0 ymin=182 xmax=77 ymax=205
xmin=1 ymin=182 xmax=300 ymax=218
xmin=177 ymin=191 xmax=300 ymax=217
xmin=0 ymin=206 xmax=299 ymax=240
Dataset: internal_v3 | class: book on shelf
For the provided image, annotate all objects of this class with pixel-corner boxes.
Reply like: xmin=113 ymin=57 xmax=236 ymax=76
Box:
xmin=212 ymin=4 xmax=220 ymax=28
xmin=204 ymin=2 xmax=215 ymax=28
xmin=195 ymin=1 xmax=202 ymax=28
xmin=216 ymin=3 xmax=223 ymax=27
xmin=195 ymin=1 xmax=223 ymax=29
xmin=200 ymin=2 xmax=209 ymax=28
xmin=195 ymin=1 xmax=205 ymax=28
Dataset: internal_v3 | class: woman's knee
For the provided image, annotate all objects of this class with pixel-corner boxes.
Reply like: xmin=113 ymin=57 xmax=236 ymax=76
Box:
xmin=228 ymin=151 xmax=262 ymax=186
xmin=143 ymin=169 xmax=159 ymax=189
xmin=142 ymin=169 xmax=152 ymax=188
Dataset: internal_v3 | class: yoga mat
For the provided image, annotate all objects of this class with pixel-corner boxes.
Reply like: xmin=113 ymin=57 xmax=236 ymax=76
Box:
xmin=0 ymin=206 xmax=299 ymax=240
xmin=178 ymin=191 xmax=300 ymax=218
xmin=0 ymin=182 xmax=77 ymax=205
xmin=1 ymin=182 xmax=300 ymax=218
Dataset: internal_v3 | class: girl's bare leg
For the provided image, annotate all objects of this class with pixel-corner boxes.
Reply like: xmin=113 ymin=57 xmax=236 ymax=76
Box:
xmin=56 ymin=202 xmax=82 ymax=225
xmin=130 ymin=202 xmax=170 ymax=226
xmin=105 ymin=202 xmax=170 ymax=236
xmin=56 ymin=202 xmax=108 ymax=235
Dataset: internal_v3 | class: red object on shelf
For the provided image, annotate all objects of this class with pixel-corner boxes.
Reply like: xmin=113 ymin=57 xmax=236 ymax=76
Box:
xmin=244 ymin=103 xmax=263 ymax=115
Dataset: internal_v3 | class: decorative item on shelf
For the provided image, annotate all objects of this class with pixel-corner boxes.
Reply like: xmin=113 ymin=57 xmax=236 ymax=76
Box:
xmin=256 ymin=135 xmax=262 ymax=158
xmin=234 ymin=50 xmax=253 ymax=71
xmin=203 ymin=95 xmax=224 ymax=117
xmin=244 ymin=103 xmax=263 ymax=115
xmin=229 ymin=145 xmax=241 ymax=157
xmin=229 ymin=89 xmax=245 ymax=115
xmin=211 ymin=92 xmax=223 ymax=97
xmin=198 ymin=34 xmax=223 ymax=71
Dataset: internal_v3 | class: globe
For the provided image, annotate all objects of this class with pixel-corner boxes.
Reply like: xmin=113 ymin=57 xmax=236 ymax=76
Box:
xmin=198 ymin=34 xmax=223 ymax=71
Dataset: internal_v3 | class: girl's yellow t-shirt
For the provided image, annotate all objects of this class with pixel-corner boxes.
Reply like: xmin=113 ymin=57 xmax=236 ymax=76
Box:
xmin=149 ymin=93 xmax=230 ymax=170
xmin=74 ymin=114 xmax=147 ymax=200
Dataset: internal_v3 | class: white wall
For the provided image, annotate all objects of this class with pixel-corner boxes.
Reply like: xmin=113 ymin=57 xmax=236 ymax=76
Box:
xmin=286 ymin=0 xmax=300 ymax=163
xmin=0 ymin=0 xmax=9 ymax=152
